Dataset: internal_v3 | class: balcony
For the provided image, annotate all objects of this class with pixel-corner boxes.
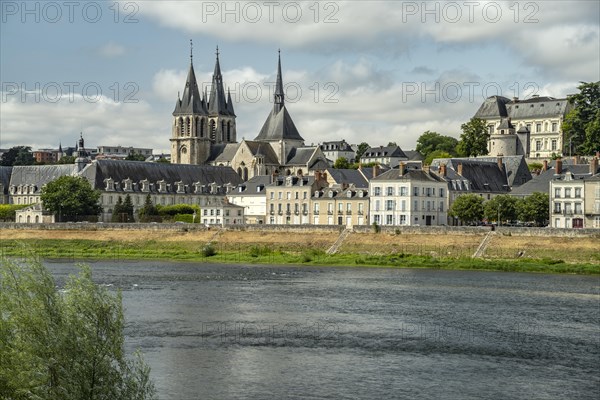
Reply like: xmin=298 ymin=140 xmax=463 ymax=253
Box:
xmin=314 ymin=211 xmax=319 ymax=215
xmin=327 ymin=211 xmax=333 ymax=215
xmin=346 ymin=210 xmax=352 ymax=215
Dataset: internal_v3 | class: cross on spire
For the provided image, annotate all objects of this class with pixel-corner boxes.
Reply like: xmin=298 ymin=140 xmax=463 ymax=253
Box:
xmin=216 ymin=45 xmax=219 ymax=58
xmin=190 ymin=39 xmax=193 ymax=63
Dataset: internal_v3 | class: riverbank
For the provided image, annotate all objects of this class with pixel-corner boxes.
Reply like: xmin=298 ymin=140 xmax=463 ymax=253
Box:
xmin=1 ymin=225 xmax=599 ymax=274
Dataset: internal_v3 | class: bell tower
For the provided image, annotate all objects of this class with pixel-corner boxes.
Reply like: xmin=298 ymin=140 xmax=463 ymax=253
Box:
xmin=207 ymin=46 xmax=237 ymax=145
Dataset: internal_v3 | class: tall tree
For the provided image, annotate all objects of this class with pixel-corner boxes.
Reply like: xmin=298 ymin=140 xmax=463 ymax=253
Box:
xmin=0 ymin=258 xmax=156 ymax=399
xmin=424 ymin=150 xmax=453 ymax=166
xmin=138 ymin=194 xmax=160 ymax=222
xmin=449 ymin=194 xmax=484 ymax=225
xmin=355 ymin=142 xmax=370 ymax=162
xmin=112 ymin=196 xmax=124 ymax=222
xmin=416 ymin=131 xmax=458 ymax=161
xmin=484 ymin=194 xmax=519 ymax=223
xmin=456 ymin=118 xmax=489 ymax=157
xmin=333 ymin=157 xmax=351 ymax=169
xmin=123 ymin=194 xmax=135 ymax=222
xmin=40 ymin=176 xmax=101 ymax=222
xmin=0 ymin=146 xmax=35 ymax=166
xmin=516 ymin=192 xmax=549 ymax=226
xmin=562 ymin=81 xmax=600 ymax=155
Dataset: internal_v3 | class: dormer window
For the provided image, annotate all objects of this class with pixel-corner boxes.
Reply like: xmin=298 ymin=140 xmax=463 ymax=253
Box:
xmin=314 ymin=191 xmax=320 ymax=198
xmin=192 ymin=181 xmax=202 ymax=193
xmin=328 ymin=190 xmax=335 ymax=198
xmin=175 ymin=181 xmax=185 ymax=193
xmin=140 ymin=179 xmax=149 ymax=193
xmin=157 ymin=180 xmax=167 ymax=193
xmin=123 ymin=178 xmax=133 ymax=192
xmin=104 ymin=178 xmax=115 ymax=191
xmin=347 ymin=191 xmax=353 ymax=198
xmin=210 ymin=183 xmax=218 ymax=194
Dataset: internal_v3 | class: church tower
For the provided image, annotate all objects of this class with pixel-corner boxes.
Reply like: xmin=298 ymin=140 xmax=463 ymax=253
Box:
xmin=170 ymin=43 xmax=236 ymax=165
xmin=254 ymin=50 xmax=305 ymax=164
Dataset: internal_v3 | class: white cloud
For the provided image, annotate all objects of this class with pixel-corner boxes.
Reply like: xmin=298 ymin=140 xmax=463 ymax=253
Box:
xmin=98 ymin=42 xmax=126 ymax=58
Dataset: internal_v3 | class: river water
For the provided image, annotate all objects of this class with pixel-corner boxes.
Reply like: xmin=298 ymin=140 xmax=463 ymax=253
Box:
xmin=46 ymin=261 xmax=599 ymax=400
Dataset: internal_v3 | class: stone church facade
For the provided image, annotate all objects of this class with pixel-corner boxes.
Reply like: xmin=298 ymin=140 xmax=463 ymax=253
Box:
xmin=170 ymin=48 xmax=328 ymax=180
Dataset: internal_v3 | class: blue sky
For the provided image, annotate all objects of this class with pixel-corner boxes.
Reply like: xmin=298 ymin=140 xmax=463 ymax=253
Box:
xmin=1 ymin=0 xmax=599 ymax=153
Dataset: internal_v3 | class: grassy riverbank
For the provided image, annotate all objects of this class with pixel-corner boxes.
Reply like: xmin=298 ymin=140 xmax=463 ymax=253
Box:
xmin=1 ymin=234 xmax=599 ymax=274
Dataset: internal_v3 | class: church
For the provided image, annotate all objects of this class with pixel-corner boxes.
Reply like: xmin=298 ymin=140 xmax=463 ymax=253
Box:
xmin=169 ymin=46 xmax=329 ymax=180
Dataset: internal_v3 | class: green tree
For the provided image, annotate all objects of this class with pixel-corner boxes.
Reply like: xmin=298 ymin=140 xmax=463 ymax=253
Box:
xmin=484 ymin=194 xmax=519 ymax=224
xmin=333 ymin=157 xmax=351 ymax=169
xmin=449 ymin=194 xmax=484 ymax=225
xmin=126 ymin=153 xmax=147 ymax=161
xmin=138 ymin=194 xmax=160 ymax=222
xmin=40 ymin=176 xmax=101 ymax=222
xmin=56 ymin=155 xmax=76 ymax=164
xmin=123 ymin=194 xmax=134 ymax=222
xmin=516 ymin=192 xmax=549 ymax=226
xmin=562 ymin=81 xmax=600 ymax=155
xmin=0 ymin=257 xmax=156 ymax=399
xmin=156 ymin=157 xmax=170 ymax=164
xmin=416 ymin=131 xmax=458 ymax=161
xmin=112 ymin=196 xmax=124 ymax=222
xmin=0 ymin=146 xmax=35 ymax=166
xmin=456 ymin=118 xmax=489 ymax=157
xmin=355 ymin=142 xmax=370 ymax=162
xmin=387 ymin=142 xmax=397 ymax=147
xmin=424 ymin=150 xmax=453 ymax=165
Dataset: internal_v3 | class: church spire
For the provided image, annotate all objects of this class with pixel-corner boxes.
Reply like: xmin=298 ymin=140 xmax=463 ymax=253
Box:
xmin=274 ymin=49 xmax=284 ymax=113
xmin=208 ymin=46 xmax=230 ymax=115
xmin=227 ymin=88 xmax=236 ymax=116
xmin=173 ymin=42 xmax=206 ymax=116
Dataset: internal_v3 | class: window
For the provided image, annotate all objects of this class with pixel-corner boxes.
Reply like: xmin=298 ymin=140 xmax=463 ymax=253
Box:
xmin=346 ymin=203 xmax=352 ymax=212
xmin=551 ymin=140 xmax=557 ymax=151
xmin=338 ymin=202 xmax=343 ymax=213
xmin=536 ymin=141 xmax=542 ymax=151
xmin=328 ymin=203 xmax=333 ymax=213
xmin=439 ymin=202 xmax=444 ymax=212
xmin=536 ymin=123 xmax=541 ymax=132
xmin=554 ymin=203 xmax=561 ymax=213
xmin=413 ymin=200 xmax=418 ymax=211
xmin=216 ymin=210 xmax=221 ymax=216
xmin=386 ymin=200 xmax=394 ymax=211
xmin=400 ymin=215 xmax=406 ymax=225
xmin=386 ymin=215 xmax=393 ymax=225
xmin=374 ymin=187 xmax=381 ymax=196
xmin=295 ymin=192 xmax=298 ymax=200
xmin=387 ymin=187 xmax=394 ymax=196
xmin=303 ymin=191 xmax=307 ymax=199
xmin=401 ymin=200 xmax=406 ymax=211
xmin=375 ymin=200 xmax=380 ymax=211
xmin=270 ymin=192 xmax=274 ymax=199
xmin=439 ymin=188 xmax=444 ymax=197
xmin=565 ymin=188 xmax=571 ymax=198
xmin=314 ymin=203 xmax=320 ymax=214
xmin=552 ymin=122 xmax=557 ymax=132
xmin=278 ymin=192 xmax=282 ymax=200
xmin=575 ymin=188 xmax=581 ymax=198
xmin=358 ymin=203 xmax=364 ymax=214
xmin=278 ymin=204 xmax=282 ymax=213
xmin=270 ymin=204 xmax=274 ymax=213
xmin=574 ymin=203 xmax=582 ymax=214
xmin=373 ymin=215 xmax=380 ymax=224
xmin=413 ymin=187 xmax=419 ymax=196
xmin=286 ymin=192 xmax=291 ymax=200
xmin=400 ymin=187 xmax=408 ymax=196
xmin=554 ymin=188 xmax=561 ymax=198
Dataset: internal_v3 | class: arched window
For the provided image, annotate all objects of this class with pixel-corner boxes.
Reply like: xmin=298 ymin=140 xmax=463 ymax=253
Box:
xmin=35 ymin=215 xmax=39 ymax=223
xmin=179 ymin=117 xmax=184 ymax=136
xmin=221 ymin=120 xmax=225 ymax=142
xmin=286 ymin=169 xmax=291 ymax=176
xmin=195 ymin=117 xmax=200 ymax=137
xmin=297 ymin=169 xmax=303 ymax=176
xmin=237 ymin=167 xmax=243 ymax=178
xmin=186 ymin=117 xmax=191 ymax=136
xmin=27 ymin=215 xmax=31 ymax=223
xmin=243 ymin=167 xmax=248 ymax=181
xmin=199 ymin=118 xmax=205 ymax=137
xmin=227 ymin=121 xmax=231 ymax=142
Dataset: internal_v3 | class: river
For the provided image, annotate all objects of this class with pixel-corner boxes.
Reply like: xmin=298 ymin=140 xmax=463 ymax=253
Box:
xmin=46 ymin=261 xmax=599 ymax=400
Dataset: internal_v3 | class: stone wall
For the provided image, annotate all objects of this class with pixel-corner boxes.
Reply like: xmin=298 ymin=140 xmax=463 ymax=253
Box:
xmin=0 ymin=222 xmax=598 ymax=237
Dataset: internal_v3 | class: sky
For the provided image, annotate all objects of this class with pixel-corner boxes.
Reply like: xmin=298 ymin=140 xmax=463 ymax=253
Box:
xmin=1 ymin=0 xmax=599 ymax=153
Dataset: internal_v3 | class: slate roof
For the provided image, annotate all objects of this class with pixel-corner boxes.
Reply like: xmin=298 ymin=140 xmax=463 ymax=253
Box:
xmin=233 ymin=175 xmax=271 ymax=194
xmin=79 ymin=159 xmax=242 ymax=192
xmin=207 ymin=53 xmax=233 ymax=116
xmin=497 ymin=118 xmax=514 ymax=129
xmin=313 ymin=187 xmax=369 ymax=200
xmin=474 ymin=95 xmax=510 ymax=119
xmin=0 ymin=166 xmax=12 ymax=194
xmin=362 ymin=146 xmax=407 ymax=159
xmin=243 ymin=141 xmax=280 ymax=165
xmin=432 ymin=161 xmax=510 ymax=193
xmin=173 ymin=62 xmax=207 ymax=116
xmin=510 ymin=165 xmax=593 ymax=197
xmin=431 ymin=156 xmax=532 ymax=187
xmin=475 ymin=95 xmax=570 ymax=120
xmin=320 ymin=140 xmax=353 ymax=151
xmin=325 ymin=168 xmax=369 ymax=188
xmin=372 ymin=168 xmax=445 ymax=183
xmin=212 ymin=143 xmax=240 ymax=163
xmin=254 ymin=106 xmax=304 ymax=142
xmin=404 ymin=150 xmax=424 ymax=161
xmin=9 ymin=165 xmax=78 ymax=193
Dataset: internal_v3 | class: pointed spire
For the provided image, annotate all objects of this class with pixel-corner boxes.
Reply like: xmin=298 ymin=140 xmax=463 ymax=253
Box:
xmin=190 ymin=39 xmax=193 ymax=63
xmin=173 ymin=43 xmax=207 ymax=116
xmin=208 ymin=46 xmax=229 ymax=115
xmin=227 ymin=88 xmax=235 ymax=116
xmin=274 ymin=49 xmax=284 ymax=113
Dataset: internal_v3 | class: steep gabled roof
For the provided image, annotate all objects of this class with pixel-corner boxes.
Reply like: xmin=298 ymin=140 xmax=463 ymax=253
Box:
xmin=243 ymin=141 xmax=280 ymax=165
xmin=207 ymin=48 xmax=234 ymax=116
xmin=173 ymin=62 xmax=207 ymax=116
xmin=505 ymin=97 xmax=570 ymax=119
xmin=255 ymin=106 xmax=304 ymax=142
xmin=474 ymin=95 xmax=511 ymax=119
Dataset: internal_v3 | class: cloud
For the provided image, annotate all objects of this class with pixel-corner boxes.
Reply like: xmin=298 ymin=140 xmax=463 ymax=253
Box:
xmin=98 ymin=42 xmax=126 ymax=58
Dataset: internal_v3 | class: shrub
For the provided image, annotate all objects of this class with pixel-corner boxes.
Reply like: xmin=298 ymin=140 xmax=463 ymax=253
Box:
xmin=201 ymin=244 xmax=217 ymax=257
xmin=157 ymin=204 xmax=199 ymax=216
xmin=173 ymin=214 xmax=200 ymax=223
xmin=0 ymin=204 xmax=30 ymax=221
xmin=372 ymin=222 xmax=381 ymax=233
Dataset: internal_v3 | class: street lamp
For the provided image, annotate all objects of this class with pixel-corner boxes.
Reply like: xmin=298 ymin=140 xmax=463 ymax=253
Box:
xmin=192 ymin=211 xmax=197 ymax=224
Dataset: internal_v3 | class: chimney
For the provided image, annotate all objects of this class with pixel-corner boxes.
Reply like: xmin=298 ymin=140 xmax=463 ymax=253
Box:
xmin=555 ymin=158 xmax=563 ymax=174
xmin=399 ymin=162 xmax=406 ymax=176
xmin=542 ymin=160 xmax=548 ymax=171
xmin=373 ymin=164 xmax=380 ymax=178
xmin=440 ymin=163 xmax=447 ymax=177
xmin=457 ymin=163 xmax=463 ymax=176
xmin=315 ymin=171 xmax=321 ymax=182
xmin=322 ymin=172 xmax=328 ymax=182
xmin=497 ymin=157 xmax=503 ymax=171
xmin=591 ymin=157 xmax=599 ymax=175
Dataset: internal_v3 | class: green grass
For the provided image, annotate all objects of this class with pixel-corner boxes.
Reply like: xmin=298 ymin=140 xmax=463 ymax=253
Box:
xmin=1 ymin=239 xmax=598 ymax=274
